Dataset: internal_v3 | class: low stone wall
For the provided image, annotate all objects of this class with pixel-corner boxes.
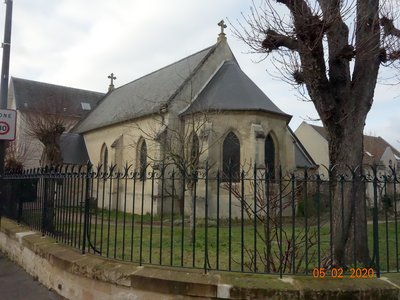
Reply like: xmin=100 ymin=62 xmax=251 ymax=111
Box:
xmin=1 ymin=218 xmax=400 ymax=300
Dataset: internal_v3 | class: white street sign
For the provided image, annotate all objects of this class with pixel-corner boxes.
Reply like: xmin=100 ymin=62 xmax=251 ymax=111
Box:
xmin=0 ymin=109 xmax=16 ymax=141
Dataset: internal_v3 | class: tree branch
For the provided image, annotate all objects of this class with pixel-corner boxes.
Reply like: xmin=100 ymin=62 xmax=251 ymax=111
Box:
xmin=262 ymin=30 xmax=299 ymax=52
xmin=380 ymin=16 xmax=400 ymax=63
xmin=388 ymin=50 xmax=400 ymax=60
xmin=276 ymin=0 xmax=313 ymax=17
xmin=317 ymin=0 xmax=352 ymax=115
xmin=351 ymin=0 xmax=381 ymax=116
xmin=381 ymin=16 xmax=400 ymax=38
xmin=277 ymin=0 xmax=322 ymax=46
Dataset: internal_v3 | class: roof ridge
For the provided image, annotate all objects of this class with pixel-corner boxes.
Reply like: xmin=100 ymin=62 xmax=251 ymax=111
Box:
xmin=305 ymin=122 xmax=400 ymax=156
xmin=109 ymin=44 xmax=216 ymax=92
xmin=166 ymin=44 xmax=218 ymax=106
xmin=377 ymin=137 xmax=400 ymax=156
xmin=74 ymin=44 xmax=217 ymax=134
xmin=11 ymin=76 xmax=104 ymax=95
xmin=309 ymin=124 xmax=323 ymax=129
xmin=11 ymin=76 xmax=105 ymax=119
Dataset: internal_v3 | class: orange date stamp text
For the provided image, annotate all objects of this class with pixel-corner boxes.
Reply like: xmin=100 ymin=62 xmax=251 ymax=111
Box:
xmin=312 ymin=267 xmax=375 ymax=279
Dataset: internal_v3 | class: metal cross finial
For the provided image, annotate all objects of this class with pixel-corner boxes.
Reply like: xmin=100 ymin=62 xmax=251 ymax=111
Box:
xmin=218 ymin=20 xmax=227 ymax=35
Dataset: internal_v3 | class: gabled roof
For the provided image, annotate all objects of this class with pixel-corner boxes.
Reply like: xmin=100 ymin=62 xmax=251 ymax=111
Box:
xmin=180 ymin=60 xmax=290 ymax=118
xmin=10 ymin=77 xmax=105 ymax=118
xmin=308 ymin=123 xmax=400 ymax=162
xmin=74 ymin=45 xmax=217 ymax=133
xmin=364 ymin=135 xmax=400 ymax=161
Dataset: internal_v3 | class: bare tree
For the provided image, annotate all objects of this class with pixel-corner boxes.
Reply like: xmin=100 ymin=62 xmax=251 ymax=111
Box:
xmin=21 ymin=99 xmax=76 ymax=233
xmin=22 ymin=99 xmax=76 ymax=166
xmin=124 ymin=66 xmax=225 ymax=243
xmin=223 ymin=167 xmax=319 ymax=273
xmin=235 ymin=0 xmax=400 ymax=267
xmin=129 ymin=106 xmax=218 ymax=244
xmin=4 ymin=140 xmax=26 ymax=172
xmin=24 ymin=114 xmax=66 ymax=166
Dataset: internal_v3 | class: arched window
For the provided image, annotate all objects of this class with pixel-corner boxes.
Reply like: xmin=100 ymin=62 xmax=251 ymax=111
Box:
xmin=222 ymin=132 xmax=240 ymax=182
xmin=139 ymin=139 xmax=147 ymax=180
xmin=190 ymin=133 xmax=199 ymax=167
xmin=100 ymin=143 xmax=108 ymax=174
xmin=265 ymin=134 xmax=275 ymax=179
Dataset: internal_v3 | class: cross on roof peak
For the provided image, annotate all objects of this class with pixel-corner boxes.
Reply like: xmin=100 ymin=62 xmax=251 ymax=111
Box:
xmin=218 ymin=20 xmax=227 ymax=34
xmin=108 ymin=73 xmax=116 ymax=92
xmin=217 ymin=20 xmax=227 ymax=42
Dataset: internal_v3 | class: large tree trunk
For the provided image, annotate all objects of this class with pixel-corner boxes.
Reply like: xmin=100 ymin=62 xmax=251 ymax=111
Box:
xmin=239 ymin=0 xmax=394 ymax=269
xmin=317 ymin=0 xmax=381 ymax=267
xmin=327 ymin=117 xmax=370 ymax=267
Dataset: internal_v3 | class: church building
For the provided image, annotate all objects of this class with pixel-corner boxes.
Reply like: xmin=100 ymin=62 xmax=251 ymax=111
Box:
xmin=74 ymin=23 xmax=303 ymax=174
xmin=72 ymin=22 xmax=313 ymax=217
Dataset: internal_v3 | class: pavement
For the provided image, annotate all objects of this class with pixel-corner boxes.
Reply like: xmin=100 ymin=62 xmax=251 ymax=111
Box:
xmin=0 ymin=252 xmax=63 ymax=300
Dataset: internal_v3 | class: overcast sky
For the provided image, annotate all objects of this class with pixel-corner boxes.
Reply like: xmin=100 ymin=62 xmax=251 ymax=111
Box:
xmin=0 ymin=0 xmax=399 ymax=147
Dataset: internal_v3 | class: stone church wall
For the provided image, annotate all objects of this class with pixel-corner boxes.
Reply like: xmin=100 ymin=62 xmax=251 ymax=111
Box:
xmin=82 ymin=108 xmax=297 ymax=219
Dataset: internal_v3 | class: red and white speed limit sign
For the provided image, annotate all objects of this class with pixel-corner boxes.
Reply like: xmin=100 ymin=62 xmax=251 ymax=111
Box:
xmin=0 ymin=109 xmax=16 ymax=141
xmin=0 ymin=121 xmax=10 ymax=135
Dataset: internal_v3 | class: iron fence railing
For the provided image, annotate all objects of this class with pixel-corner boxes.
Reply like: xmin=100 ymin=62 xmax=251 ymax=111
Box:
xmin=1 ymin=163 xmax=399 ymax=277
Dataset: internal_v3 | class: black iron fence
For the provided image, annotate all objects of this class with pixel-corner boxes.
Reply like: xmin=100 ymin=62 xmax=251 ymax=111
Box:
xmin=1 ymin=163 xmax=399 ymax=277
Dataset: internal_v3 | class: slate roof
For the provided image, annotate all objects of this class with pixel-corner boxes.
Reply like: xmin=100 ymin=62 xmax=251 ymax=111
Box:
xmin=181 ymin=60 xmax=290 ymax=118
xmin=10 ymin=77 xmax=105 ymax=118
xmin=364 ymin=135 xmax=400 ymax=164
xmin=58 ymin=133 xmax=89 ymax=165
xmin=74 ymin=45 xmax=216 ymax=133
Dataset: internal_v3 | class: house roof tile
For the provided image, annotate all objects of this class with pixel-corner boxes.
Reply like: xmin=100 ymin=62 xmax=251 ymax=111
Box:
xmin=10 ymin=77 xmax=105 ymax=118
xmin=308 ymin=124 xmax=400 ymax=163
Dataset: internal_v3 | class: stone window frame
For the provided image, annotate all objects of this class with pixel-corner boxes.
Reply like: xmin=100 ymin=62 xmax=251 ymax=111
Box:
xmin=221 ymin=130 xmax=241 ymax=182
xmin=264 ymin=131 xmax=279 ymax=180
xmin=137 ymin=137 xmax=147 ymax=181
xmin=100 ymin=143 xmax=109 ymax=174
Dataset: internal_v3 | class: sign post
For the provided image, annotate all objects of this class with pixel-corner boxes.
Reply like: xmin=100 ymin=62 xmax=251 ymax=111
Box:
xmin=0 ymin=0 xmax=14 ymax=227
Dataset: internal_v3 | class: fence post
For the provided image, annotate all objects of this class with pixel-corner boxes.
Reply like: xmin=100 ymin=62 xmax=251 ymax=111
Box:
xmin=0 ymin=177 xmax=3 ymax=228
xmin=17 ymin=185 xmax=23 ymax=224
xmin=204 ymin=161 xmax=209 ymax=274
xmin=279 ymin=166 xmax=283 ymax=279
xmin=82 ymin=162 xmax=92 ymax=254
xmin=42 ymin=170 xmax=48 ymax=236
xmin=372 ymin=165 xmax=380 ymax=278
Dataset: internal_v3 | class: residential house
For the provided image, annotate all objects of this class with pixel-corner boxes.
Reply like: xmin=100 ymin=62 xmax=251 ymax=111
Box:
xmin=7 ymin=77 xmax=104 ymax=168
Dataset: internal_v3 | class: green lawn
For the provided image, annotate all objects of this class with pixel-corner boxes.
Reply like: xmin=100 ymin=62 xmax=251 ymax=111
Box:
xmin=20 ymin=207 xmax=400 ymax=275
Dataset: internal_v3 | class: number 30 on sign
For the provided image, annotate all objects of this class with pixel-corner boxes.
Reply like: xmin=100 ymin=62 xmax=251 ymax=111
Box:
xmin=0 ymin=121 xmax=10 ymax=134
xmin=0 ymin=109 xmax=16 ymax=141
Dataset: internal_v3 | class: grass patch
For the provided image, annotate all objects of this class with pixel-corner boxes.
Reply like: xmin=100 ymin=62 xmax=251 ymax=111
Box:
xmin=18 ymin=207 xmax=400 ymax=275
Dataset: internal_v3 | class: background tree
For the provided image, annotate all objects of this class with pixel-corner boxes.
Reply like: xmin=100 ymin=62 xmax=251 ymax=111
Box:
xmin=130 ymin=107 xmax=217 ymax=244
xmin=23 ymin=99 xmax=75 ymax=166
xmin=24 ymin=114 xmax=66 ymax=166
xmin=4 ymin=141 xmax=26 ymax=172
xmin=22 ymin=99 xmax=75 ymax=233
xmin=235 ymin=0 xmax=400 ymax=267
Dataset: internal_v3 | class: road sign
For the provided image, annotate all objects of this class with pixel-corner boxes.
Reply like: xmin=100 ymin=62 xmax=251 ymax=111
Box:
xmin=0 ymin=109 xmax=16 ymax=141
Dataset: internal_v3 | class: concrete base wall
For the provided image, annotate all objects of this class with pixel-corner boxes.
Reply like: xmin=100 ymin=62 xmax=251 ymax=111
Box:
xmin=1 ymin=218 xmax=399 ymax=300
xmin=0 ymin=218 xmax=225 ymax=300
